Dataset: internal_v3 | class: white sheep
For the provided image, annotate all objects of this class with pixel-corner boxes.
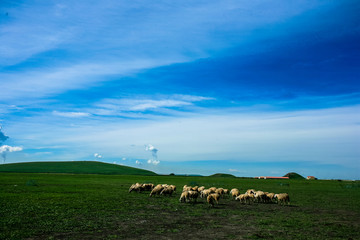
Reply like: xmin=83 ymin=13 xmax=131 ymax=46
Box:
xmin=266 ymin=192 xmax=275 ymax=203
xmin=169 ymin=185 xmax=176 ymax=192
xmin=215 ymin=188 xmax=225 ymax=197
xmin=254 ymin=191 xmax=266 ymax=203
xmin=230 ymin=188 xmax=240 ymax=199
xmin=200 ymin=189 xmax=211 ymax=199
xmin=207 ymin=193 xmax=220 ymax=207
xmin=188 ymin=190 xmax=199 ymax=202
xmin=274 ymin=193 xmax=290 ymax=205
xmin=129 ymin=183 xmax=142 ymax=193
xmin=149 ymin=185 xmax=164 ymax=197
xmin=160 ymin=186 xmax=174 ymax=196
xmin=236 ymin=193 xmax=254 ymax=204
xmin=179 ymin=191 xmax=190 ymax=202
xmin=209 ymin=187 xmax=217 ymax=193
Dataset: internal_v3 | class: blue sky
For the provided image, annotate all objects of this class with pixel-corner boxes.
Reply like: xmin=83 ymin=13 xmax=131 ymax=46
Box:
xmin=0 ymin=0 xmax=359 ymax=179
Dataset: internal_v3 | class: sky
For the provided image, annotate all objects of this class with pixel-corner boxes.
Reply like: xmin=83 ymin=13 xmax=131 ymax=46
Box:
xmin=0 ymin=0 xmax=359 ymax=179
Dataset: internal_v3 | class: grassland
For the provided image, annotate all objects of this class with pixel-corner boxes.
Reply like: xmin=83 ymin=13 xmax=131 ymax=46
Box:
xmin=1 ymin=173 xmax=359 ymax=240
xmin=0 ymin=161 xmax=156 ymax=175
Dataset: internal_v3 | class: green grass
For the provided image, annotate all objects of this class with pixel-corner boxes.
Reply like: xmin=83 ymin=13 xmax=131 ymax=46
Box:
xmin=0 ymin=173 xmax=359 ymax=239
xmin=0 ymin=161 xmax=157 ymax=175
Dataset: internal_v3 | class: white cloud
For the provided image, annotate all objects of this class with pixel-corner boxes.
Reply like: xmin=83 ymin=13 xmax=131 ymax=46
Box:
xmin=0 ymin=59 xmax=182 ymax=102
xmin=94 ymin=153 xmax=102 ymax=159
xmin=0 ymin=145 xmax=23 ymax=153
xmin=147 ymin=159 xmax=160 ymax=165
xmin=92 ymin=94 xmax=214 ymax=116
xmin=136 ymin=160 xmax=142 ymax=165
xmin=53 ymin=111 xmax=91 ymax=118
xmin=1 ymin=145 xmax=23 ymax=163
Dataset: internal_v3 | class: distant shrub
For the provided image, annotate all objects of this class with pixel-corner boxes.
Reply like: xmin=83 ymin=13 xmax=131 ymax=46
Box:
xmin=26 ymin=179 xmax=38 ymax=186
xmin=189 ymin=181 xmax=199 ymax=186
xmin=279 ymin=182 xmax=290 ymax=187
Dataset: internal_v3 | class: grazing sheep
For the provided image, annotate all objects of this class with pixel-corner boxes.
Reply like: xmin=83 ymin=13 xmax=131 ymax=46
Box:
xmin=149 ymin=185 xmax=164 ymax=197
xmin=188 ymin=190 xmax=199 ymax=202
xmin=274 ymin=193 xmax=290 ymax=205
xmin=215 ymin=188 xmax=225 ymax=197
xmin=160 ymin=186 xmax=174 ymax=196
xmin=191 ymin=186 xmax=199 ymax=192
xmin=179 ymin=191 xmax=190 ymax=202
xmin=223 ymin=189 xmax=230 ymax=196
xmin=254 ymin=191 xmax=266 ymax=203
xmin=236 ymin=193 xmax=253 ymax=204
xmin=183 ymin=185 xmax=188 ymax=191
xmin=230 ymin=188 xmax=240 ymax=199
xmin=142 ymin=183 xmax=154 ymax=191
xmin=128 ymin=183 xmax=136 ymax=193
xmin=129 ymin=183 xmax=142 ymax=193
xmin=200 ymin=189 xmax=212 ymax=199
xmin=169 ymin=185 xmax=176 ymax=192
xmin=209 ymin=187 xmax=217 ymax=193
xmin=235 ymin=194 xmax=246 ymax=203
xmin=198 ymin=186 xmax=205 ymax=192
xmin=207 ymin=193 xmax=220 ymax=207
xmin=184 ymin=187 xmax=192 ymax=192
xmin=246 ymin=189 xmax=255 ymax=195
xmin=266 ymin=193 xmax=275 ymax=203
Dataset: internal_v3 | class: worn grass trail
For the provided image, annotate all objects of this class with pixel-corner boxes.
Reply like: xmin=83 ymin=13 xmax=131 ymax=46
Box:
xmin=1 ymin=173 xmax=359 ymax=239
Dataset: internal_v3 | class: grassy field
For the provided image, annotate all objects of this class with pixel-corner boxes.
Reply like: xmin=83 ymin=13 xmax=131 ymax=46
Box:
xmin=1 ymin=173 xmax=359 ymax=240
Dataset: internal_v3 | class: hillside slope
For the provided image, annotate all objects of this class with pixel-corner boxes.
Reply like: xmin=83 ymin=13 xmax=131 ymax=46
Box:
xmin=284 ymin=172 xmax=305 ymax=179
xmin=0 ymin=161 xmax=157 ymax=175
xmin=209 ymin=173 xmax=236 ymax=178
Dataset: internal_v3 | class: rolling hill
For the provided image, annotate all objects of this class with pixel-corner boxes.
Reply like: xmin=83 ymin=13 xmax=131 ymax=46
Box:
xmin=284 ymin=172 xmax=305 ymax=179
xmin=0 ymin=161 xmax=157 ymax=175
xmin=209 ymin=173 xmax=236 ymax=178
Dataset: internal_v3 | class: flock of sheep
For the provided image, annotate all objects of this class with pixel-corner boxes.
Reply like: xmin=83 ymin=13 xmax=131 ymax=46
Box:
xmin=129 ymin=182 xmax=290 ymax=207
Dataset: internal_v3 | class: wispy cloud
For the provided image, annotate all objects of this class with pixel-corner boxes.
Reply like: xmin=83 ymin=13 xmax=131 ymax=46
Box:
xmin=0 ymin=58 xmax=183 ymax=102
xmin=53 ymin=111 xmax=91 ymax=118
xmin=92 ymin=94 xmax=214 ymax=116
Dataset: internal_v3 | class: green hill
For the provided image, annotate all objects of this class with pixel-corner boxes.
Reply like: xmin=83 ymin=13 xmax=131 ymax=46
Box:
xmin=0 ymin=161 xmax=157 ymax=175
xmin=210 ymin=173 xmax=236 ymax=178
xmin=284 ymin=172 xmax=305 ymax=179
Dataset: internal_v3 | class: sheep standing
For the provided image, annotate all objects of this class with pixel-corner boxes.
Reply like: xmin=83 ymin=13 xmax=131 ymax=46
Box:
xmin=274 ymin=193 xmax=290 ymax=205
xmin=129 ymin=183 xmax=142 ymax=193
xmin=209 ymin=187 xmax=217 ymax=193
xmin=207 ymin=193 xmax=220 ymax=207
xmin=235 ymin=194 xmax=246 ymax=204
xmin=215 ymin=188 xmax=225 ymax=197
xmin=254 ymin=191 xmax=266 ymax=203
xmin=179 ymin=191 xmax=190 ymax=202
xmin=246 ymin=189 xmax=255 ymax=195
xmin=200 ymin=189 xmax=211 ymax=199
xmin=160 ymin=186 xmax=174 ymax=196
xmin=223 ymin=189 xmax=230 ymax=197
xmin=230 ymin=188 xmax=240 ymax=199
xmin=188 ymin=190 xmax=199 ymax=202
xmin=149 ymin=185 xmax=164 ymax=197
xmin=266 ymin=192 xmax=275 ymax=203
xmin=142 ymin=183 xmax=154 ymax=191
